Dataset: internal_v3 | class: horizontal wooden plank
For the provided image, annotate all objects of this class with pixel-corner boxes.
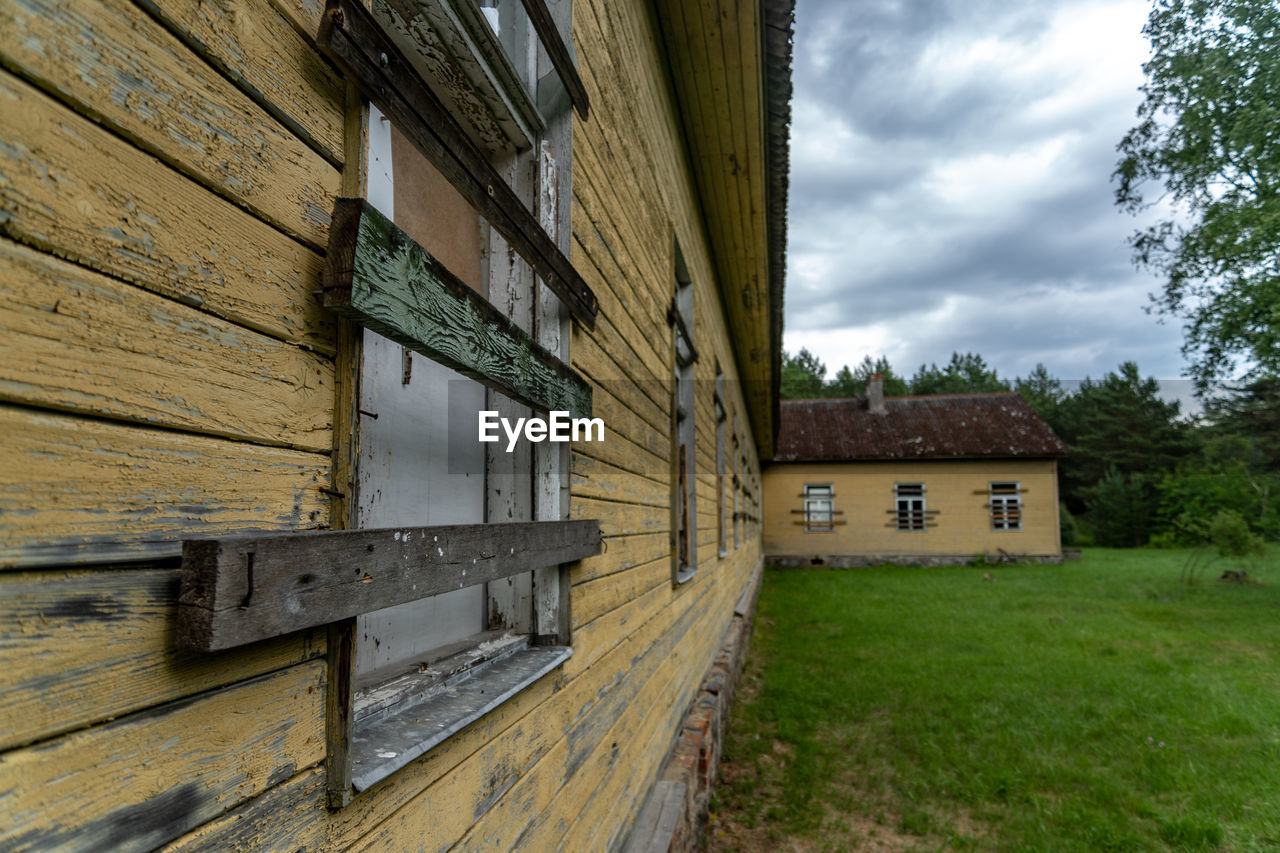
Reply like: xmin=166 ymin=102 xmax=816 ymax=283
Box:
xmin=449 ymin=573 xmax=719 ymax=850
xmin=571 ymin=495 xmax=668 ymax=538
xmin=571 ymin=554 xmax=668 ymax=629
xmin=345 ymin=555 xmax=711 ymax=852
xmin=317 ymin=0 xmax=599 ymax=326
xmin=323 ymin=199 xmax=592 ymax=418
xmin=136 ymin=0 xmax=346 ymax=163
xmin=0 ymin=567 xmax=322 ymax=751
xmin=0 ymin=405 xmax=330 ymax=568
xmin=178 ymin=519 xmax=602 ymax=650
xmin=157 ymin=767 xmax=328 ymax=853
xmin=0 ymin=661 xmax=325 ymax=853
xmin=0 ymin=68 xmax=335 ymax=354
xmin=160 ymin=547 xmax=751 ymax=851
xmin=0 ymin=238 xmax=333 ymax=452
xmin=569 ymin=530 xmax=669 ymax=584
xmin=571 ymin=452 xmax=668 ymax=507
xmin=0 ymin=0 xmax=339 ymax=247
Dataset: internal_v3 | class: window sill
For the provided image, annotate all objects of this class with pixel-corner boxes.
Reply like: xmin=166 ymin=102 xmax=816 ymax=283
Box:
xmin=674 ymin=566 xmax=697 ymax=585
xmin=348 ymin=638 xmax=571 ymax=792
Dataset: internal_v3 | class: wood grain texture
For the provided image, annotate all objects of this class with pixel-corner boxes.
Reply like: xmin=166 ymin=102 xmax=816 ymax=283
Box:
xmin=157 ymin=551 xmax=760 ymax=853
xmin=0 ymin=238 xmax=333 ymax=451
xmin=0 ymin=661 xmax=325 ymax=853
xmin=571 ymin=452 xmax=668 ymax=507
xmin=569 ymin=530 xmax=668 ymax=584
xmin=137 ymin=0 xmax=346 ymax=164
xmin=375 ymin=0 xmax=540 ymax=154
xmin=443 ymin=573 xmax=717 ymax=851
xmin=0 ymin=405 xmax=329 ymax=568
xmin=177 ymin=519 xmax=602 ymax=650
xmin=0 ymin=567 xmax=322 ymax=751
xmin=0 ymin=69 xmax=335 ymax=354
xmin=345 ymin=553 xmax=709 ymax=852
xmin=0 ymin=0 xmax=339 ymax=247
xmin=649 ymin=0 xmax=774 ymax=448
xmin=570 ymin=554 xmax=667 ymax=629
xmin=323 ymin=199 xmax=593 ymax=418
xmin=317 ymin=0 xmax=600 ymax=326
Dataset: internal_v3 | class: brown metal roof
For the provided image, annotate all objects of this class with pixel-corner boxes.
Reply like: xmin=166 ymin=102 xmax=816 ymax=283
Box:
xmin=773 ymin=393 xmax=1068 ymax=461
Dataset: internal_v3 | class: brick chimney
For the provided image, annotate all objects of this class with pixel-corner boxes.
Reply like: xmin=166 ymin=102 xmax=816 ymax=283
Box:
xmin=868 ymin=373 xmax=886 ymax=414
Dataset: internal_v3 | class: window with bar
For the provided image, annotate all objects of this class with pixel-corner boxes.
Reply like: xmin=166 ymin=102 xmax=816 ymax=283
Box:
xmin=989 ymin=481 xmax=1022 ymax=530
xmin=895 ymin=482 xmax=926 ymax=531
xmin=803 ymin=484 xmax=834 ymax=532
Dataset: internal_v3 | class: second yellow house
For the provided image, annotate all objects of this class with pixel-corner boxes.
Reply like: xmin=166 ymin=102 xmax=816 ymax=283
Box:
xmin=763 ymin=377 xmax=1068 ymax=567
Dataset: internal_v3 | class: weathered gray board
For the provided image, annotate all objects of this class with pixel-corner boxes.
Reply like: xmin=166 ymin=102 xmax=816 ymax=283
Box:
xmin=349 ymin=643 xmax=570 ymax=791
xmin=323 ymin=198 xmax=592 ymax=419
xmin=177 ymin=519 xmax=602 ymax=651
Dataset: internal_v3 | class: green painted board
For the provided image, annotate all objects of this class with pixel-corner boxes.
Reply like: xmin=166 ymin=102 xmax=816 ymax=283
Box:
xmin=323 ymin=198 xmax=592 ymax=419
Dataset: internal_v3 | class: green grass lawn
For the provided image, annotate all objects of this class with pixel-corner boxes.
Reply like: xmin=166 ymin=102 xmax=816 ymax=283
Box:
xmin=709 ymin=548 xmax=1280 ymax=852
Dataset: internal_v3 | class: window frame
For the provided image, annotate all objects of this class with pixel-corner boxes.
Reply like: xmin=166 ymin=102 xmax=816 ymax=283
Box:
xmin=803 ymin=483 xmax=835 ymax=532
xmin=989 ymin=481 xmax=1022 ymax=531
xmin=894 ymin=482 xmax=927 ymax=532
xmin=670 ymin=242 xmax=697 ymax=585
xmin=313 ymin=0 xmax=594 ymax=804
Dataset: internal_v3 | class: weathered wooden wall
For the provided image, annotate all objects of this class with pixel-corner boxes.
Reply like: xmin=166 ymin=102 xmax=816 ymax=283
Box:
xmin=0 ymin=0 xmax=767 ymax=848
xmin=762 ymin=459 xmax=1062 ymax=561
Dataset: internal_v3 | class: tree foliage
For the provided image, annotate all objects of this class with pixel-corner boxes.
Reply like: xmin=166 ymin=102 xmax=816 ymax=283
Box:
xmin=776 ymin=349 xmax=1276 ymax=546
xmin=1015 ymin=363 xmax=1068 ymax=424
xmin=909 ymin=352 xmax=1010 ymax=395
xmin=1055 ymin=362 xmax=1197 ymax=509
xmin=780 ymin=348 xmax=829 ymax=399
xmin=1115 ymin=0 xmax=1280 ymax=388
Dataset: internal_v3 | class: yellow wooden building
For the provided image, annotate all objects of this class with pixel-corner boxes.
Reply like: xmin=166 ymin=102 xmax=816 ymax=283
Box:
xmin=0 ymin=0 xmax=791 ymax=848
xmin=763 ymin=380 xmax=1068 ymax=567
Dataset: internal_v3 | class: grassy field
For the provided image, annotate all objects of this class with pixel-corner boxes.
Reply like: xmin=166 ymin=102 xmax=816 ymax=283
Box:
xmin=709 ymin=548 xmax=1280 ymax=852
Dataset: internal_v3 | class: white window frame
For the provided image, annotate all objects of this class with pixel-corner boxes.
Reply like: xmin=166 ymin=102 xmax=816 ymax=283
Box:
xmin=803 ymin=484 xmax=834 ymax=532
xmin=894 ymin=482 xmax=926 ymax=532
xmin=989 ymin=481 xmax=1022 ymax=531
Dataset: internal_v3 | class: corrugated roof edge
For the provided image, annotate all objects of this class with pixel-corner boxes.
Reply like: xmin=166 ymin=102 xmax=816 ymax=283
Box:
xmin=772 ymin=393 xmax=1069 ymax=461
xmin=763 ymin=0 xmax=794 ymax=457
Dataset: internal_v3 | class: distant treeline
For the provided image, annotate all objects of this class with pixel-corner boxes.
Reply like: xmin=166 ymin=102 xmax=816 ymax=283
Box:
xmin=781 ymin=349 xmax=1279 ymax=550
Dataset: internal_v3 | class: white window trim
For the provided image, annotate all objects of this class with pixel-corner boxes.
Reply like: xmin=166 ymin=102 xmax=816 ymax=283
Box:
xmin=803 ymin=483 xmax=834 ymax=532
xmin=894 ymin=482 xmax=926 ymax=532
xmin=989 ymin=481 xmax=1022 ymax=531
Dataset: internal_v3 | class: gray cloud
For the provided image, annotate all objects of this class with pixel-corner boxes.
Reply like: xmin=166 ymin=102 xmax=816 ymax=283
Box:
xmin=783 ymin=0 xmax=1190 ymax=384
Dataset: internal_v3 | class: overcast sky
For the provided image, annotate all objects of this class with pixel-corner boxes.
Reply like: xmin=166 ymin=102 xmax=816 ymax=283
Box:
xmin=782 ymin=0 xmax=1190 ymax=388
